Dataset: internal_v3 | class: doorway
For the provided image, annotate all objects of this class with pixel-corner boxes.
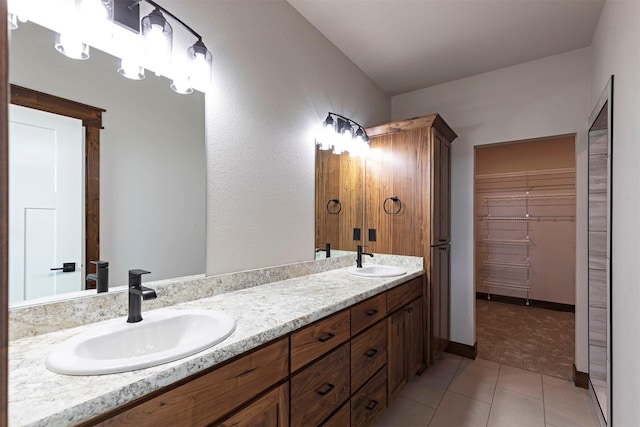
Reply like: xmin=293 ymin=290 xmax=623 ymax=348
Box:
xmin=9 ymin=85 xmax=105 ymax=294
xmin=473 ymin=135 xmax=577 ymax=380
xmin=9 ymin=104 xmax=83 ymax=302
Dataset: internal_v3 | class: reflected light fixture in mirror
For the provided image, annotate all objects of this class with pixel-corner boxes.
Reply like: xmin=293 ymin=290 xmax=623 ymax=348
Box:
xmin=54 ymin=32 xmax=90 ymax=60
xmin=315 ymin=112 xmax=371 ymax=158
xmin=54 ymin=0 xmax=115 ymax=60
xmin=7 ymin=0 xmax=29 ymax=30
xmin=118 ymin=57 xmax=145 ymax=79
xmin=11 ymin=0 xmax=213 ymax=95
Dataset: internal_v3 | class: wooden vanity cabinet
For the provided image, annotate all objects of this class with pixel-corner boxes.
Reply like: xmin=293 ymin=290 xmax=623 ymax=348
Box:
xmin=366 ymin=114 xmax=456 ymax=366
xmin=89 ymin=276 xmax=426 ymax=427
xmin=386 ymin=278 xmax=424 ymax=403
xmin=93 ymin=338 xmax=289 ymax=427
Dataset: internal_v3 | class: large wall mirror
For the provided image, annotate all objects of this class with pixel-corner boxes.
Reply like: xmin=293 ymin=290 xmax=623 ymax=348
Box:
xmin=8 ymin=20 xmax=206 ymax=305
xmin=587 ymin=76 xmax=613 ymax=425
xmin=314 ymin=145 xmax=364 ymax=257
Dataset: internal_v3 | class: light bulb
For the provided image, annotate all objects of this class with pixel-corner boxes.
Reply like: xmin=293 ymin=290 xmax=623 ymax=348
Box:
xmin=55 ymin=33 xmax=90 ymax=60
xmin=118 ymin=58 xmax=145 ymax=80
xmin=78 ymin=0 xmax=114 ymax=41
xmin=188 ymin=40 xmax=212 ymax=89
xmin=8 ymin=13 xmax=18 ymax=30
xmin=170 ymin=77 xmax=193 ymax=95
xmin=142 ymin=9 xmax=173 ymax=72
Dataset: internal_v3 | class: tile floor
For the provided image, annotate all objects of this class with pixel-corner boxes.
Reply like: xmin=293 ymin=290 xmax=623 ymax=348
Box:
xmin=375 ymin=353 xmax=601 ymax=427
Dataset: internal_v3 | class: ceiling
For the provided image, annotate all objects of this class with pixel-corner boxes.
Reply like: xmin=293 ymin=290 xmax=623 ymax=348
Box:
xmin=287 ymin=0 xmax=605 ymax=96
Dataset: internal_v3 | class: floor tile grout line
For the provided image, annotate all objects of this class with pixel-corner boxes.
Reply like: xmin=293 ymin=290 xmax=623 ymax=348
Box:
xmin=484 ymin=363 xmax=502 ymax=427
xmin=541 ymin=371 xmax=548 ymax=426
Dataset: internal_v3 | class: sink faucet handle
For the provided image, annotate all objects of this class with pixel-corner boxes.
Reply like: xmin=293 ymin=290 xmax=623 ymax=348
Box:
xmin=128 ymin=269 xmax=151 ymax=289
xmin=90 ymin=260 xmax=109 ymax=268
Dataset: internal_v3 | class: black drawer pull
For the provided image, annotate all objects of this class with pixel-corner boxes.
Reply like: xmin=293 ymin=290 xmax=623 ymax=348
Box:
xmin=317 ymin=383 xmax=335 ymax=396
xmin=365 ymin=348 xmax=378 ymax=358
xmin=365 ymin=309 xmax=379 ymax=316
xmin=318 ymin=332 xmax=335 ymax=343
xmin=366 ymin=400 xmax=378 ymax=411
xmin=233 ymin=368 xmax=256 ymax=379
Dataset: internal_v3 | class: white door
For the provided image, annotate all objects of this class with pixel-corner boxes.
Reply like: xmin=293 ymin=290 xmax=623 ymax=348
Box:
xmin=9 ymin=104 xmax=84 ymax=303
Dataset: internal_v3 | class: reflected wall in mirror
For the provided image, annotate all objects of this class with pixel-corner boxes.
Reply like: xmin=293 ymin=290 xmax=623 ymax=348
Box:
xmin=9 ymin=21 xmax=206 ymax=305
xmin=315 ymin=146 xmax=364 ymax=257
xmin=587 ymin=76 xmax=613 ymax=425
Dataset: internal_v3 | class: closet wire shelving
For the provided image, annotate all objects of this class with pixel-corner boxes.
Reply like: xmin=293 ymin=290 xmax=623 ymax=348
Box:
xmin=475 ymin=168 xmax=576 ymax=305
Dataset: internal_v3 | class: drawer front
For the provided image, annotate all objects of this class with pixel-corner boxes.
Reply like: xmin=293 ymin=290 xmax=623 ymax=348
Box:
xmin=291 ymin=310 xmax=350 ymax=373
xmin=351 ymin=293 xmax=387 ymax=336
xmin=387 ymin=277 xmax=423 ymax=313
xmin=351 ymin=320 xmax=387 ymax=393
xmin=98 ymin=338 xmax=289 ymax=427
xmin=216 ymin=384 xmax=289 ymax=427
xmin=351 ymin=367 xmax=387 ymax=427
xmin=290 ymin=343 xmax=351 ymax=427
xmin=320 ymin=402 xmax=350 ymax=427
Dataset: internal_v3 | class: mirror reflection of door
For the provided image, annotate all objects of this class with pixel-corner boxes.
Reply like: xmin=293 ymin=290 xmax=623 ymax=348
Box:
xmin=9 ymin=104 xmax=83 ymax=303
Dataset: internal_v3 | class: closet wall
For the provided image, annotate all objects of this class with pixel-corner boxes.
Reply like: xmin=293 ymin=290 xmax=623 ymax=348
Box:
xmin=474 ymin=136 xmax=576 ymax=305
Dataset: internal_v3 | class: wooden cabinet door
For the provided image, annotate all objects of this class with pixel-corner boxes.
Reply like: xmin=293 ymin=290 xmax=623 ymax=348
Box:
xmin=431 ymin=131 xmax=451 ymax=245
xmin=406 ymin=298 xmax=423 ymax=379
xmin=216 ymin=384 xmax=289 ymax=427
xmin=430 ymin=245 xmax=450 ymax=363
xmin=387 ymin=309 xmax=406 ymax=403
xmin=430 ymin=246 xmax=442 ymax=362
xmin=439 ymin=244 xmax=451 ymax=354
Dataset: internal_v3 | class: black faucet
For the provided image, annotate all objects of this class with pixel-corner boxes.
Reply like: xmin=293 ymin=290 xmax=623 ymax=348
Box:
xmin=315 ymin=242 xmax=331 ymax=258
xmin=127 ymin=269 xmax=156 ymax=323
xmin=86 ymin=260 xmax=109 ymax=293
xmin=356 ymin=245 xmax=374 ymax=268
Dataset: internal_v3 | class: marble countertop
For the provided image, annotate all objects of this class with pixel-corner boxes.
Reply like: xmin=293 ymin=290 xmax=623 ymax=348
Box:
xmin=9 ymin=263 xmax=423 ymax=426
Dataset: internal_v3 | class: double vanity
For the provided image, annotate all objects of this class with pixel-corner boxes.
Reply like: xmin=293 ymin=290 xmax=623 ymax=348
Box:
xmin=9 ymin=255 xmax=424 ymax=426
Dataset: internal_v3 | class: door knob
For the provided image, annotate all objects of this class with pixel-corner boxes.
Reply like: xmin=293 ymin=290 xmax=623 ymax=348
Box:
xmin=50 ymin=262 xmax=76 ymax=273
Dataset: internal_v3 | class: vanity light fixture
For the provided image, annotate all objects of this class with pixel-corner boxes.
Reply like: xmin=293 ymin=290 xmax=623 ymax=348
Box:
xmin=315 ymin=113 xmax=371 ymax=157
xmin=115 ymin=0 xmax=213 ymax=94
xmin=54 ymin=0 xmax=115 ymax=60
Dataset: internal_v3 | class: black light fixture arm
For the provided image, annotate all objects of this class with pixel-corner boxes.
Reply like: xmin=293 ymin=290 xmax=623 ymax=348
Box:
xmin=129 ymin=0 xmax=203 ymax=41
xmin=327 ymin=112 xmax=367 ymax=134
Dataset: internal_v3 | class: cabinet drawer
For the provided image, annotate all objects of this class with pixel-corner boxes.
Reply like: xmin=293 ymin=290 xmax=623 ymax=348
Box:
xmin=387 ymin=277 xmax=423 ymax=313
xmin=291 ymin=310 xmax=350 ymax=373
xmin=320 ymin=402 xmax=350 ymax=427
xmin=351 ymin=367 xmax=387 ymax=427
xmin=216 ymin=384 xmax=289 ymax=427
xmin=351 ymin=320 xmax=387 ymax=393
xmin=351 ymin=293 xmax=387 ymax=336
xmin=290 ymin=343 xmax=351 ymax=427
xmin=97 ymin=338 xmax=289 ymax=427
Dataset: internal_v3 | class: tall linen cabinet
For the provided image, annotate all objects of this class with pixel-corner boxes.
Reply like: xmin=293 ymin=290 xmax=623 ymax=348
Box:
xmin=365 ymin=114 xmax=457 ymax=364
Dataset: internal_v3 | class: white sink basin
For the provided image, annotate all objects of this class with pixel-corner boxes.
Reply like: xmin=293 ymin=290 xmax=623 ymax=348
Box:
xmin=348 ymin=265 xmax=407 ymax=278
xmin=45 ymin=309 xmax=236 ymax=375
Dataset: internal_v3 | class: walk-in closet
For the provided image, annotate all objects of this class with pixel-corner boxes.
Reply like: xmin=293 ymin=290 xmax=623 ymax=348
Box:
xmin=474 ymin=135 xmax=576 ymax=380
